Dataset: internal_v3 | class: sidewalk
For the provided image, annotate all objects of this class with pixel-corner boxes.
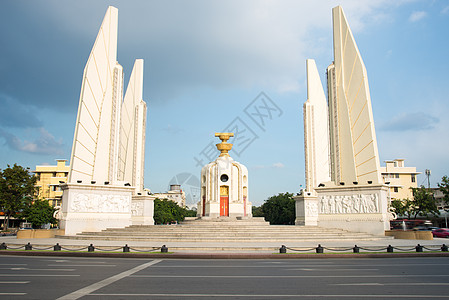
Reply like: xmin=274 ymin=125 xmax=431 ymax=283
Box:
xmin=1 ymin=235 xmax=447 ymax=253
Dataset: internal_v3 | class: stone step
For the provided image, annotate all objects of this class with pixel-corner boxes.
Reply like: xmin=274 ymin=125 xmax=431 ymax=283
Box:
xmin=61 ymin=221 xmax=391 ymax=244
xmin=75 ymin=232 xmax=368 ymax=238
xmin=59 ymin=235 xmax=384 ymax=242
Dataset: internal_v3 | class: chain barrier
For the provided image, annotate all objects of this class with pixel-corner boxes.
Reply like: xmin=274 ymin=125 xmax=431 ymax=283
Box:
xmin=392 ymin=246 xmax=416 ymax=251
xmin=6 ymin=244 xmax=27 ymax=250
xmin=280 ymin=244 xmax=449 ymax=254
xmin=285 ymin=246 xmax=316 ymax=252
xmin=0 ymin=242 xmax=167 ymax=253
xmin=358 ymin=246 xmax=388 ymax=251
xmin=32 ymin=246 xmax=54 ymax=251
xmin=60 ymin=246 xmax=88 ymax=251
xmin=94 ymin=247 xmax=123 ymax=252
xmin=129 ymin=247 xmax=162 ymax=252
xmin=322 ymin=247 xmax=354 ymax=252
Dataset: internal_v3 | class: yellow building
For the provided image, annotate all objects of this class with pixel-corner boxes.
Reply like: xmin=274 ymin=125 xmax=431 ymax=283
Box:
xmin=380 ymin=159 xmax=420 ymax=201
xmin=33 ymin=159 xmax=69 ymax=206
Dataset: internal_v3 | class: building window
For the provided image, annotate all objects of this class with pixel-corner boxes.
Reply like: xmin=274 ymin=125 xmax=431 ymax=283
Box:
xmin=52 ymin=172 xmax=57 ymax=177
xmin=393 ymin=187 xmax=399 ymax=193
xmin=411 ymin=174 xmax=416 ymax=183
xmin=395 ymin=174 xmax=399 ymax=179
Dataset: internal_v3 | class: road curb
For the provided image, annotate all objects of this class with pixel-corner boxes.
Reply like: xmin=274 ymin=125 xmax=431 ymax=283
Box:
xmin=1 ymin=250 xmax=449 ymax=259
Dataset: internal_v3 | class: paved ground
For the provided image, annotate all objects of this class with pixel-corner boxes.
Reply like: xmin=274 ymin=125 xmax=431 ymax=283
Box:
xmin=1 ymin=256 xmax=449 ymax=299
xmin=1 ymin=236 xmax=448 ymax=253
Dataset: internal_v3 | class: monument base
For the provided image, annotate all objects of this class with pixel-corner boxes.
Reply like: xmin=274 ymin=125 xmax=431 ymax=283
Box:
xmin=197 ymin=202 xmax=252 ymax=218
xmin=60 ymin=183 xmax=135 ymax=235
xmin=294 ymin=193 xmax=318 ymax=226
xmin=295 ymin=184 xmax=391 ymax=235
xmin=131 ymin=194 xmax=155 ymax=225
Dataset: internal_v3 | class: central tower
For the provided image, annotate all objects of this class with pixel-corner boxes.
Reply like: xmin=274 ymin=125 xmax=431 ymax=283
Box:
xmin=198 ymin=133 xmax=251 ymax=218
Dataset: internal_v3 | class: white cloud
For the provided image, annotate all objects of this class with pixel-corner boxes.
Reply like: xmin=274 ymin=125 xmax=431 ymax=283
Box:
xmin=409 ymin=11 xmax=427 ymax=22
xmin=272 ymin=162 xmax=285 ymax=168
xmin=28 ymin=0 xmax=403 ymax=102
xmin=378 ymin=112 xmax=439 ymax=131
xmin=251 ymin=162 xmax=285 ymax=169
xmin=0 ymin=127 xmax=64 ymax=155
xmin=441 ymin=6 xmax=449 ymax=14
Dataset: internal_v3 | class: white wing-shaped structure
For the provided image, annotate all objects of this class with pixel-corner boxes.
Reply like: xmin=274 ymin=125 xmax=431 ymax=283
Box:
xmin=68 ymin=6 xmax=123 ymax=184
xmin=303 ymin=59 xmax=331 ymax=193
xmin=327 ymin=6 xmax=382 ymax=185
xmin=118 ymin=59 xmax=147 ymax=192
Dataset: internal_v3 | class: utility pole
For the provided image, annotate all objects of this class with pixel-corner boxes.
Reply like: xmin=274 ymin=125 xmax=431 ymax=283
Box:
xmin=425 ymin=169 xmax=431 ymax=189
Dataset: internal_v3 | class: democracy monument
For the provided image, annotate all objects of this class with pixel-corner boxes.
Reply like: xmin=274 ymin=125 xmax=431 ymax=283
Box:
xmin=198 ymin=133 xmax=251 ymax=218
xmin=59 ymin=5 xmax=392 ymax=238
xmin=60 ymin=7 xmax=153 ymax=235
xmin=295 ymin=6 xmax=392 ymax=235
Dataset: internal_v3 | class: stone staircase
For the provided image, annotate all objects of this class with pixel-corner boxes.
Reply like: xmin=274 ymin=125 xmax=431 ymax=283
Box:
xmin=59 ymin=217 xmax=391 ymax=243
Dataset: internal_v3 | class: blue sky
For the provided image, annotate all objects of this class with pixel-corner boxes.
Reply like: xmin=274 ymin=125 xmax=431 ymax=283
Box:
xmin=1 ymin=0 xmax=448 ymax=207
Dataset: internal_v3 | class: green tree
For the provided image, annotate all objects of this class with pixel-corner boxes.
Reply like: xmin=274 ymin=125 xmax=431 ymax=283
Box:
xmin=153 ymin=198 xmax=188 ymax=224
xmin=260 ymin=193 xmax=295 ymax=225
xmin=22 ymin=200 xmax=56 ymax=228
xmin=390 ymin=198 xmax=413 ymax=219
xmin=0 ymin=164 xmax=37 ymax=230
xmin=252 ymin=205 xmax=264 ymax=217
xmin=184 ymin=207 xmax=197 ymax=218
xmin=437 ymin=175 xmax=449 ymax=206
xmin=409 ymin=186 xmax=439 ymax=219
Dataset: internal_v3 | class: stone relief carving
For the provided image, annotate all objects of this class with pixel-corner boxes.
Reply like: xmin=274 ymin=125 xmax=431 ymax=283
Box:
xmin=305 ymin=201 xmax=318 ymax=216
xmin=71 ymin=193 xmax=130 ymax=213
xmin=319 ymin=194 xmax=379 ymax=214
xmin=131 ymin=201 xmax=144 ymax=216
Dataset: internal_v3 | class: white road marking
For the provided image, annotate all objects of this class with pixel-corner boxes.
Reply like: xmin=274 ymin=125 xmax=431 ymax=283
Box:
xmin=0 ymin=293 xmax=27 ymax=296
xmin=87 ymin=293 xmax=449 ymax=298
xmin=1 ymin=267 xmax=75 ymax=271
xmin=0 ymin=281 xmax=29 ymax=284
xmin=149 ymin=263 xmax=449 ymax=268
xmin=56 ymin=259 xmax=162 ymax=300
xmin=131 ymin=274 xmax=449 ymax=278
xmin=332 ymin=283 xmax=449 ymax=286
xmin=288 ymin=268 xmax=378 ymax=271
xmin=0 ymin=264 xmax=27 ymax=266
xmin=0 ymin=274 xmax=79 ymax=277
xmin=47 ymin=264 xmax=116 ymax=267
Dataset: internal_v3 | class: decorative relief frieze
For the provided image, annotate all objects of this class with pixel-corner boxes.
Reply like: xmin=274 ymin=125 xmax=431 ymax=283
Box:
xmin=131 ymin=201 xmax=144 ymax=216
xmin=305 ymin=201 xmax=318 ymax=216
xmin=71 ymin=193 xmax=130 ymax=213
xmin=319 ymin=194 xmax=378 ymax=214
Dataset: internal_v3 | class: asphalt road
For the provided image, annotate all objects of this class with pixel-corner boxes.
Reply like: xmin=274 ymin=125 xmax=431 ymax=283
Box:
xmin=0 ymin=256 xmax=448 ymax=299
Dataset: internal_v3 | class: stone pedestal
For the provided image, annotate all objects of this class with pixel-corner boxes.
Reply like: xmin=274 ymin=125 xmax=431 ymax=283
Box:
xmin=60 ymin=183 xmax=134 ymax=235
xmin=131 ymin=194 xmax=155 ymax=225
xmin=314 ymin=184 xmax=390 ymax=235
xmin=294 ymin=193 xmax=319 ymax=226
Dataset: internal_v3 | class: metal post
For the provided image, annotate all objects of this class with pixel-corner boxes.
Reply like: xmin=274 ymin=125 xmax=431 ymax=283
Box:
xmin=25 ymin=242 xmax=32 ymax=251
xmin=279 ymin=245 xmax=287 ymax=253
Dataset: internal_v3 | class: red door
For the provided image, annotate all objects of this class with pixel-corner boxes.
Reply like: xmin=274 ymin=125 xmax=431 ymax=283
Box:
xmin=202 ymin=195 xmax=206 ymax=216
xmin=220 ymin=196 xmax=229 ymax=216
xmin=220 ymin=186 xmax=229 ymax=216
